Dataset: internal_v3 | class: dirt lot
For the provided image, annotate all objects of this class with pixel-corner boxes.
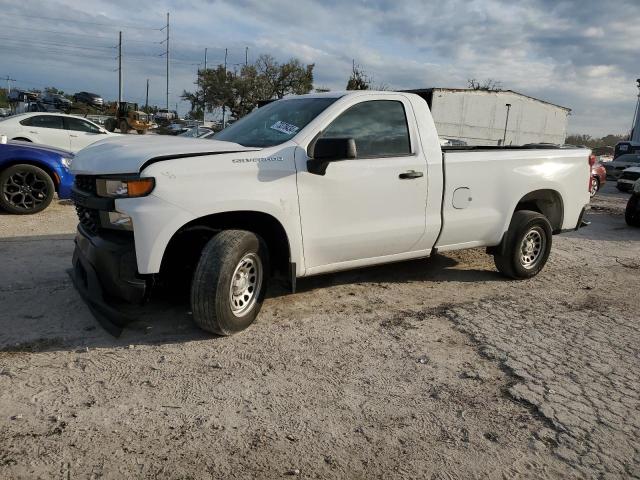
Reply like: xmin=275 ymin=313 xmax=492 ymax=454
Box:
xmin=1 ymin=184 xmax=638 ymax=479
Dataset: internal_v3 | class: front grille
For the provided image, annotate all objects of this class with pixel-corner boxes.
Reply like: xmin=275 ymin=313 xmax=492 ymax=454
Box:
xmin=620 ymin=171 xmax=640 ymax=181
xmin=76 ymin=205 xmax=100 ymax=234
xmin=74 ymin=175 xmax=97 ymax=194
xmin=73 ymin=175 xmax=99 ymax=234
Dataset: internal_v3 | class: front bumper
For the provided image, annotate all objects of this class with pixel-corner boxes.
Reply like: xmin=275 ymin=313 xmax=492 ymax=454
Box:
xmin=617 ymin=179 xmax=635 ymax=191
xmin=69 ymin=226 xmax=148 ymax=335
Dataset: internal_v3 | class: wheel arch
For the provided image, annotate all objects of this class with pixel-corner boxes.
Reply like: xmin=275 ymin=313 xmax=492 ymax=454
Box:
xmin=159 ymin=210 xmax=293 ymax=282
xmin=513 ymin=189 xmax=564 ymax=233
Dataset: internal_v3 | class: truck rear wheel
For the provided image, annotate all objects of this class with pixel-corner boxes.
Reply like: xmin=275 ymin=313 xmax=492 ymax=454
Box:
xmin=191 ymin=230 xmax=269 ymax=335
xmin=493 ymin=210 xmax=552 ymax=279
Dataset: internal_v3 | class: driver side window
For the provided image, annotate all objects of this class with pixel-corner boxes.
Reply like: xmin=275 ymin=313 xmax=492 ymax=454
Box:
xmin=321 ymin=100 xmax=411 ymax=158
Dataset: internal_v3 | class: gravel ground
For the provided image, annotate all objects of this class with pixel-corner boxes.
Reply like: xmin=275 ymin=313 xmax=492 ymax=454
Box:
xmin=0 ymin=184 xmax=638 ymax=479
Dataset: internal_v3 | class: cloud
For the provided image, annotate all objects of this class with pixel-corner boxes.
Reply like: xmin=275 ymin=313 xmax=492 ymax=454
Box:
xmin=0 ymin=0 xmax=637 ymax=136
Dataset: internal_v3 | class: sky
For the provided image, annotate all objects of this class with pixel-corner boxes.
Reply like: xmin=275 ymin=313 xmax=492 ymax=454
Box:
xmin=0 ymin=0 xmax=638 ymax=136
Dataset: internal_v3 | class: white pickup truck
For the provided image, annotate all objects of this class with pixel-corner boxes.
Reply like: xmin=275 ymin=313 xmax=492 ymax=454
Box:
xmin=69 ymin=91 xmax=591 ymax=335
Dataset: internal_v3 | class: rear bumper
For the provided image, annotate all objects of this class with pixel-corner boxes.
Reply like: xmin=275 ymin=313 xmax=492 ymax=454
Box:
xmin=69 ymin=226 xmax=148 ymax=335
xmin=559 ymin=205 xmax=589 ymax=233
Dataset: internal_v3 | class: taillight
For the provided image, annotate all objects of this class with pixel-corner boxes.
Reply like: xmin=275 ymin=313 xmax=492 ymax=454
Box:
xmin=588 ymin=153 xmax=596 ymax=192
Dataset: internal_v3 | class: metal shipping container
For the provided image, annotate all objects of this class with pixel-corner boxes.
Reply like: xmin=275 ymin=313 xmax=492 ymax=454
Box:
xmin=406 ymin=88 xmax=571 ymax=146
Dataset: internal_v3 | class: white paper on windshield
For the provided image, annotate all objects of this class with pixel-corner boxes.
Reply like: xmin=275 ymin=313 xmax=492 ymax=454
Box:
xmin=270 ymin=121 xmax=299 ymax=135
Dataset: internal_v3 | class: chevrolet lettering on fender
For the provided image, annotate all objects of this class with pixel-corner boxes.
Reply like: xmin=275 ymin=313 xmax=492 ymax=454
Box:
xmin=68 ymin=91 xmax=592 ymax=336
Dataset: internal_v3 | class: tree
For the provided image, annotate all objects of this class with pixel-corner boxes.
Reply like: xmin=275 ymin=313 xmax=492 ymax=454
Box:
xmin=565 ymin=133 xmax=628 ymax=148
xmin=467 ymin=78 xmax=502 ymax=91
xmin=0 ymin=88 xmax=7 ymax=108
xmin=346 ymin=63 xmax=371 ymax=90
xmin=182 ymin=54 xmax=315 ymax=121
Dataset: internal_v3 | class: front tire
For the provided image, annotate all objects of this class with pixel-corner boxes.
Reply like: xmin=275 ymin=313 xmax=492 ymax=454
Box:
xmin=119 ymin=120 xmax=129 ymax=134
xmin=136 ymin=129 xmax=146 ymax=135
xmin=0 ymin=164 xmax=55 ymax=214
xmin=191 ymin=230 xmax=269 ymax=335
xmin=494 ymin=210 xmax=552 ymax=279
xmin=626 ymin=195 xmax=640 ymax=227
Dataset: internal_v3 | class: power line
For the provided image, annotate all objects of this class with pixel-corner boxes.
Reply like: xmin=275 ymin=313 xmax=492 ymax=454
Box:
xmin=0 ymin=23 xmax=159 ymax=43
xmin=1 ymin=12 xmax=162 ymax=30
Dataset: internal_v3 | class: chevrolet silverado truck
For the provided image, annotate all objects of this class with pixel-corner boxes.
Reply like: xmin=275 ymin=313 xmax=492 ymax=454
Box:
xmin=69 ymin=91 xmax=592 ymax=335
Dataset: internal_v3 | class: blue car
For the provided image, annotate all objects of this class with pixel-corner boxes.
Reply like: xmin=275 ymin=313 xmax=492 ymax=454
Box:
xmin=0 ymin=139 xmax=74 ymax=214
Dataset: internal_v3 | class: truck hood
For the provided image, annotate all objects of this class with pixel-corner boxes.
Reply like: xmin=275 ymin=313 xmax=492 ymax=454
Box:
xmin=71 ymin=135 xmax=259 ymax=175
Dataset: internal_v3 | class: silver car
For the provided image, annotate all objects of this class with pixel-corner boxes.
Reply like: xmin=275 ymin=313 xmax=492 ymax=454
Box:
xmin=604 ymin=153 xmax=640 ymax=179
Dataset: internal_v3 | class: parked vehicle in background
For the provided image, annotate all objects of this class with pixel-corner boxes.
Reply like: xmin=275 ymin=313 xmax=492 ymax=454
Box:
xmin=0 ymin=108 xmax=10 ymax=117
xmin=154 ymin=109 xmax=176 ymax=123
xmin=42 ymin=93 xmax=72 ymax=110
xmin=590 ymin=161 xmax=606 ymax=197
xmin=604 ymin=153 xmax=640 ymax=180
xmin=617 ymin=167 xmax=640 ymax=192
xmin=614 ymin=141 xmax=640 ymax=159
xmin=0 ymin=137 xmax=74 ymax=214
xmin=178 ymin=126 xmax=214 ymax=138
xmin=625 ymin=178 xmax=640 ymax=227
xmin=73 ymin=92 xmax=104 ymax=107
xmin=104 ymin=102 xmax=153 ymax=135
xmin=0 ymin=113 xmax=114 ymax=152
xmin=69 ymin=90 xmax=592 ymax=336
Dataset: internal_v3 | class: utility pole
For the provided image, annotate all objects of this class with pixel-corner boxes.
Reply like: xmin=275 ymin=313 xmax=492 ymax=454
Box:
xmin=222 ymin=47 xmax=228 ymax=128
xmin=502 ymin=103 xmax=512 ymax=146
xmin=145 ymin=78 xmax=149 ymax=112
xmin=631 ymin=79 xmax=640 ymax=143
xmin=4 ymin=76 xmax=16 ymax=94
xmin=117 ymin=31 xmax=123 ymax=105
xmin=203 ymin=47 xmax=207 ymax=123
xmin=245 ymin=46 xmax=248 ymax=66
xmin=165 ymin=12 xmax=169 ymax=111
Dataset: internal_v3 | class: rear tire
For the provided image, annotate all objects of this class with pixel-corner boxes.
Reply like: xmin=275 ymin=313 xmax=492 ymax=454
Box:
xmin=590 ymin=176 xmax=599 ymax=197
xmin=191 ymin=230 xmax=269 ymax=335
xmin=626 ymin=195 xmax=640 ymax=227
xmin=493 ymin=210 xmax=552 ymax=279
xmin=104 ymin=118 xmax=117 ymax=132
xmin=0 ymin=164 xmax=55 ymax=214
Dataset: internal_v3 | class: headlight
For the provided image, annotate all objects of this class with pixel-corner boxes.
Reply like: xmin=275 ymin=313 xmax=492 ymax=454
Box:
xmin=100 ymin=211 xmax=133 ymax=231
xmin=96 ymin=177 xmax=155 ymax=198
xmin=61 ymin=157 xmax=73 ymax=170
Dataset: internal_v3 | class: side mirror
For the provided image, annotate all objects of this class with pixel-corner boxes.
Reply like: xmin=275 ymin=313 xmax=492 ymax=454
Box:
xmin=307 ymin=137 xmax=357 ymax=175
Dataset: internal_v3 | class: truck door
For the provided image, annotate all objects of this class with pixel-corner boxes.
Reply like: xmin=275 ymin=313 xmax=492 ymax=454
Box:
xmin=295 ymin=97 xmax=428 ymax=270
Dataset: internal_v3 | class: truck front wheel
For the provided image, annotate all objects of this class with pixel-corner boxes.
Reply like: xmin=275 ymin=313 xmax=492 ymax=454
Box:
xmin=191 ymin=230 xmax=269 ymax=335
xmin=493 ymin=210 xmax=552 ymax=279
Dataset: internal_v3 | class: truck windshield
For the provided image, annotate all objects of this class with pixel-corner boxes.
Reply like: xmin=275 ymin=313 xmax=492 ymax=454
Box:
xmin=214 ymin=97 xmax=338 ymax=148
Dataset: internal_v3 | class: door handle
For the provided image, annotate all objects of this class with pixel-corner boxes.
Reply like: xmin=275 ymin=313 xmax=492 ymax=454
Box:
xmin=70 ymin=135 xmax=78 ymax=138
xmin=29 ymin=130 xmax=38 ymax=134
xmin=399 ymin=170 xmax=423 ymax=179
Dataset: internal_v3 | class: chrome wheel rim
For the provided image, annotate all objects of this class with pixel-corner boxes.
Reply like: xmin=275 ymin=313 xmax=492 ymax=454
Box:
xmin=229 ymin=253 xmax=262 ymax=317
xmin=520 ymin=227 xmax=545 ymax=269
xmin=590 ymin=177 xmax=598 ymax=197
xmin=2 ymin=170 xmax=49 ymax=211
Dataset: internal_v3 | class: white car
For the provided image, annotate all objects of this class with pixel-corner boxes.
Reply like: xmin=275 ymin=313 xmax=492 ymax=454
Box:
xmin=70 ymin=91 xmax=591 ymax=336
xmin=0 ymin=112 xmax=114 ymax=152
xmin=617 ymin=166 xmax=640 ymax=192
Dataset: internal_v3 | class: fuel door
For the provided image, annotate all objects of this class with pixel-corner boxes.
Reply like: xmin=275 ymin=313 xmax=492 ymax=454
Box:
xmin=452 ymin=187 xmax=472 ymax=209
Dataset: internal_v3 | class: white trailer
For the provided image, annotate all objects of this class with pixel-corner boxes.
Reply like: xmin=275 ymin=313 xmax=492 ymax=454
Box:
xmin=407 ymin=88 xmax=571 ymax=146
